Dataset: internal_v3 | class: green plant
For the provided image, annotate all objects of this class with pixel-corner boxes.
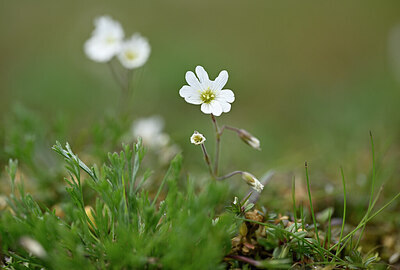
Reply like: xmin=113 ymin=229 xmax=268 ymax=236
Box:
xmin=1 ymin=140 xmax=237 ymax=269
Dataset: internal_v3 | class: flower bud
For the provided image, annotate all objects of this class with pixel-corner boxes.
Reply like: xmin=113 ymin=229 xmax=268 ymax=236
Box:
xmin=238 ymin=129 xmax=261 ymax=150
xmin=190 ymin=131 xmax=206 ymax=145
xmin=233 ymin=196 xmax=239 ymax=205
xmin=241 ymin=172 xmax=264 ymax=193
xmin=212 ymin=217 xmax=219 ymax=226
xmin=85 ymin=206 xmax=96 ymax=230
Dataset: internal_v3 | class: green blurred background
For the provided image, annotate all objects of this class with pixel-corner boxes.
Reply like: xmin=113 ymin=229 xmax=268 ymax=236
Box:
xmin=1 ymin=1 xmax=400 ymax=207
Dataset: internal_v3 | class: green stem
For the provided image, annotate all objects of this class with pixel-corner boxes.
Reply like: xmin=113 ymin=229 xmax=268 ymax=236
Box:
xmin=333 ymin=166 xmax=347 ymax=260
xmin=151 ymin=162 xmax=174 ymax=207
xmin=108 ymin=61 xmax=125 ymax=91
xmin=200 ymin=143 xmax=214 ymax=178
xmin=326 ymin=208 xmax=332 ymax=249
xmin=211 ymin=114 xmax=220 ymax=176
xmin=292 ymin=176 xmax=298 ymax=232
xmin=122 ymin=174 xmax=129 ymax=222
xmin=330 ymin=186 xmax=394 ymax=253
xmin=305 ymin=161 xmax=321 ymax=246
xmin=217 ymin=170 xmax=242 ymax=181
xmin=355 ymin=131 xmax=376 ymax=248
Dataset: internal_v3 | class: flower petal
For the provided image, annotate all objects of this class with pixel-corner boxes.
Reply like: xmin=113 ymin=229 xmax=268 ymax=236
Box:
xmin=209 ymin=100 xmax=222 ymax=116
xmin=219 ymin=101 xmax=231 ymax=113
xmin=180 ymin=86 xmax=202 ymax=104
xmin=213 ymin=70 xmax=228 ymax=91
xmin=185 ymin=71 xmax=202 ymax=90
xmin=84 ymin=36 xmax=119 ymax=62
xmin=195 ymin=66 xmax=210 ymax=84
xmin=179 ymin=85 xmax=195 ymax=98
xmin=185 ymin=95 xmax=202 ymax=105
xmin=201 ymin=103 xmax=212 ymax=114
xmin=218 ymin=89 xmax=235 ymax=103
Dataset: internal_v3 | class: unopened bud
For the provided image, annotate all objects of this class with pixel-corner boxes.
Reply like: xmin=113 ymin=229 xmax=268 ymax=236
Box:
xmin=85 ymin=206 xmax=96 ymax=230
xmin=212 ymin=217 xmax=219 ymax=226
xmin=238 ymin=129 xmax=261 ymax=150
xmin=233 ymin=196 xmax=239 ymax=205
xmin=241 ymin=172 xmax=264 ymax=193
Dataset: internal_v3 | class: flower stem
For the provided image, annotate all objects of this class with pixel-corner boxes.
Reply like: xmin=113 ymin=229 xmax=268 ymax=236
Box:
xmin=225 ymin=255 xmax=262 ymax=268
xmin=200 ymin=144 xmax=214 ymax=178
xmin=223 ymin=125 xmax=241 ymax=133
xmin=217 ymin=170 xmax=242 ymax=181
xmin=211 ymin=114 xmax=221 ymax=176
xmin=108 ymin=61 xmax=125 ymax=92
xmin=126 ymin=69 xmax=134 ymax=98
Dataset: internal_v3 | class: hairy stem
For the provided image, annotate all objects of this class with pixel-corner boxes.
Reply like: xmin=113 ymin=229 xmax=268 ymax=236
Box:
xmin=211 ymin=114 xmax=221 ymax=176
xmin=217 ymin=170 xmax=242 ymax=181
xmin=201 ymin=144 xmax=214 ymax=178
xmin=223 ymin=125 xmax=241 ymax=133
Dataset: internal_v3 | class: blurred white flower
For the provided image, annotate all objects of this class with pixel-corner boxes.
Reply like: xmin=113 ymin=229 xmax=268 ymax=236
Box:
xmin=5 ymin=256 xmax=12 ymax=264
xmin=241 ymin=172 xmax=264 ymax=193
xmin=233 ymin=196 xmax=239 ymax=205
xmin=324 ymin=183 xmax=334 ymax=194
xmin=20 ymin=237 xmax=47 ymax=258
xmin=118 ymin=34 xmax=151 ymax=69
xmin=84 ymin=15 xmax=124 ymax=62
xmin=132 ymin=116 xmax=169 ymax=148
xmin=179 ymin=66 xmax=235 ymax=116
xmin=159 ymin=144 xmax=180 ymax=165
xmin=190 ymin=131 xmax=206 ymax=145
xmin=212 ymin=217 xmax=219 ymax=226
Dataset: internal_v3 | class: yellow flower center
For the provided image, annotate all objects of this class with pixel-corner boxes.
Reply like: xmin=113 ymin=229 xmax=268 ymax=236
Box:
xmin=106 ymin=36 xmax=116 ymax=44
xmin=200 ymin=89 xmax=215 ymax=104
xmin=124 ymin=50 xmax=137 ymax=61
xmin=192 ymin=135 xmax=204 ymax=144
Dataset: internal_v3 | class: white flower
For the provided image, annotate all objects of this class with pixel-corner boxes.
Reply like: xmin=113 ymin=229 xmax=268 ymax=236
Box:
xmin=84 ymin=15 xmax=124 ymax=62
xmin=20 ymin=237 xmax=47 ymax=258
xmin=132 ymin=116 xmax=170 ymax=148
xmin=190 ymin=131 xmax=206 ymax=145
xmin=118 ymin=34 xmax=151 ymax=69
xmin=179 ymin=66 xmax=235 ymax=116
xmin=241 ymin=172 xmax=264 ymax=193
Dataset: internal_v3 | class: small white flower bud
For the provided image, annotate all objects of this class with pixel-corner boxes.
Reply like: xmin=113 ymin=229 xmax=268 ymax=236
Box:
xmin=190 ymin=131 xmax=206 ymax=145
xmin=233 ymin=196 xmax=239 ymax=205
xmin=212 ymin=217 xmax=219 ymax=226
xmin=20 ymin=237 xmax=47 ymax=258
xmin=238 ymin=129 xmax=261 ymax=150
xmin=241 ymin=172 xmax=264 ymax=193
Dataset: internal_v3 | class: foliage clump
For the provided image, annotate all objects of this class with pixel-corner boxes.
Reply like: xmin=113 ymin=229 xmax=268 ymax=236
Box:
xmin=1 ymin=141 xmax=236 ymax=269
